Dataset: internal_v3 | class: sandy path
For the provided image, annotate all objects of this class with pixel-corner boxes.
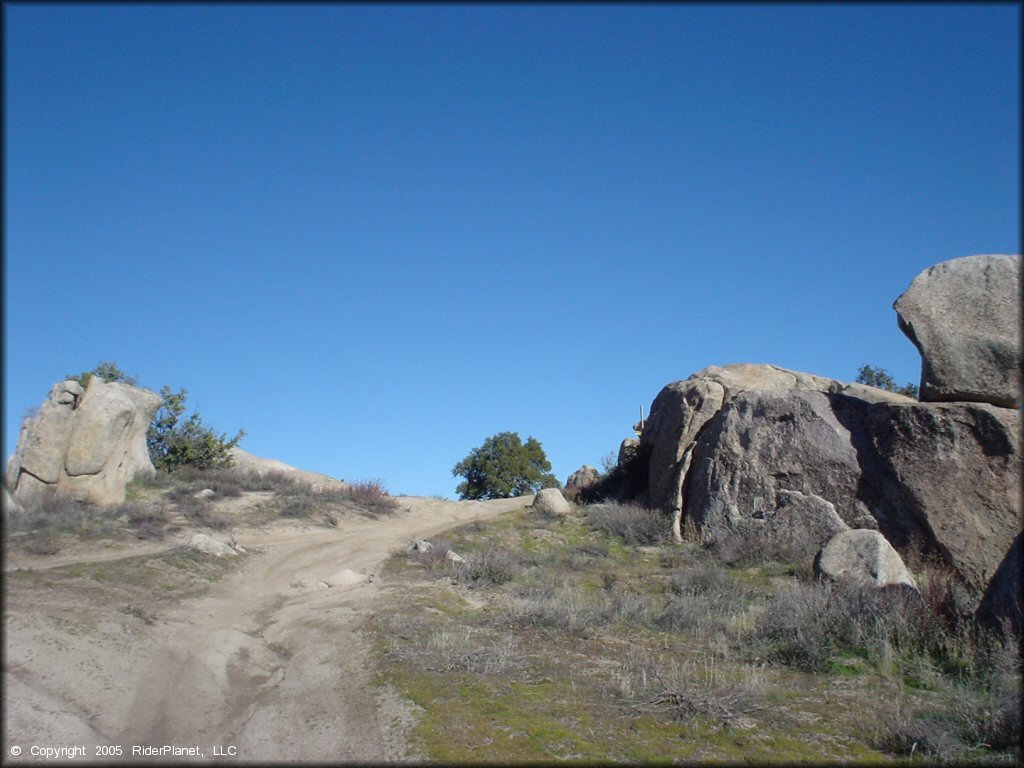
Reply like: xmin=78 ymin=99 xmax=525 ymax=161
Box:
xmin=4 ymin=494 xmax=529 ymax=763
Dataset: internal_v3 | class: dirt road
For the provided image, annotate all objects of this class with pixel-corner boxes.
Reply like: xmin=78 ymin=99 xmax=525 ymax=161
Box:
xmin=4 ymin=495 xmax=529 ymax=762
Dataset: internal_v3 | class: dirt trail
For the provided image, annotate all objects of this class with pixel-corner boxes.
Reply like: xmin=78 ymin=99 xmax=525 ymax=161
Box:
xmin=4 ymin=494 xmax=529 ymax=762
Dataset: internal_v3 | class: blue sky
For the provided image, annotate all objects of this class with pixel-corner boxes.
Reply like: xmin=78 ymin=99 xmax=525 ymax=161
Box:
xmin=4 ymin=4 xmax=1020 ymax=498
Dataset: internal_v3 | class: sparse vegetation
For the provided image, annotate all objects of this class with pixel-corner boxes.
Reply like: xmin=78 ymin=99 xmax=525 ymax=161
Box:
xmin=585 ymin=502 xmax=670 ymax=546
xmin=856 ymin=363 xmax=919 ymax=399
xmin=346 ymin=479 xmax=400 ymax=516
xmin=5 ymin=465 xmax=404 ymax=555
xmin=367 ymin=499 xmax=1021 ymax=763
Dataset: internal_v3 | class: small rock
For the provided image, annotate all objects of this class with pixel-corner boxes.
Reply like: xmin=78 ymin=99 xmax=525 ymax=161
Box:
xmin=408 ymin=539 xmax=433 ymax=553
xmin=445 ymin=550 xmax=466 ymax=563
xmin=195 ymin=488 xmax=216 ymax=499
xmin=322 ymin=568 xmax=371 ymax=587
xmin=189 ymin=533 xmax=238 ymax=557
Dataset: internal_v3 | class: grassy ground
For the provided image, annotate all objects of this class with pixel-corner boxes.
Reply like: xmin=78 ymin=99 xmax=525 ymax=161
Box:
xmin=366 ymin=503 xmax=1021 ymax=764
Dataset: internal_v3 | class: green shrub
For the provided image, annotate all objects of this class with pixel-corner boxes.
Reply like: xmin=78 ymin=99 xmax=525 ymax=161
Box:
xmin=147 ymin=386 xmax=244 ymax=472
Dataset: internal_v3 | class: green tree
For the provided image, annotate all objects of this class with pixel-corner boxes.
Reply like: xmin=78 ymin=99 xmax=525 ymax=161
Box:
xmin=147 ymin=386 xmax=246 ymax=472
xmin=452 ymin=432 xmax=559 ymax=500
xmin=65 ymin=361 xmax=138 ymax=389
xmin=856 ymin=364 xmax=919 ymax=399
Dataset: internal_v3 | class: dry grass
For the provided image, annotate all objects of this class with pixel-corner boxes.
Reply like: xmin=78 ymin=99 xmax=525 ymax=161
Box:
xmin=585 ymin=503 xmax=671 ymax=546
xmin=346 ymin=479 xmax=400 ymax=516
xmin=367 ymin=498 xmax=1021 ymax=764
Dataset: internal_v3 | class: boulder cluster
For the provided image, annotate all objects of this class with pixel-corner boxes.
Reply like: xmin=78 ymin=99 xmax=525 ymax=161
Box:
xmin=5 ymin=377 xmax=162 ymax=507
xmin=610 ymin=254 xmax=1020 ymax=633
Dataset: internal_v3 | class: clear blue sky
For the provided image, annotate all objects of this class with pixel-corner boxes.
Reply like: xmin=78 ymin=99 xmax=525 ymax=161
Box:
xmin=4 ymin=4 xmax=1020 ymax=498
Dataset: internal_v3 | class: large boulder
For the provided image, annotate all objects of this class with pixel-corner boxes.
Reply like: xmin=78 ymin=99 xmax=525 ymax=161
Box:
xmin=6 ymin=378 xmax=162 ymax=507
xmin=894 ymin=254 xmax=1021 ymax=408
xmin=531 ymin=487 xmax=571 ymax=516
xmin=860 ymin=400 xmax=1020 ymax=599
xmin=5 ymin=380 xmax=84 ymax=491
xmin=814 ymin=529 xmax=918 ymax=590
xmin=641 ymin=364 xmax=910 ymax=515
xmin=684 ymin=389 xmax=878 ymax=561
xmin=565 ymin=465 xmax=600 ymax=491
xmin=639 ymin=362 xmax=1020 ymax=600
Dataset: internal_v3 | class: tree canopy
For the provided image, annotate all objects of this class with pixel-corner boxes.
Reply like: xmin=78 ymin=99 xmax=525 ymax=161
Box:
xmin=452 ymin=432 xmax=559 ymax=500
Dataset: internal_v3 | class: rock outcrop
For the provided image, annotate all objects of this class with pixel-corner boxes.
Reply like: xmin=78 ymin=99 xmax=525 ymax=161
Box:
xmin=859 ymin=400 xmax=1020 ymax=597
xmin=617 ymin=438 xmax=640 ymax=467
xmin=5 ymin=378 xmax=162 ymax=507
xmin=565 ymin=465 xmax=600 ymax=491
xmin=894 ymin=254 xmax=1021 ymax=408
xmin=625 ymin=254 xmax=1021 ymax=626
xmin=532 ymin=487 xmax=571 ymax=516
xmin=227 ymin=447 xmax=347 ymax=493
xmin=641 ymin=364 xmax=910 ymax=520
xmin=814 ymin=529 xmax=918 ymax=591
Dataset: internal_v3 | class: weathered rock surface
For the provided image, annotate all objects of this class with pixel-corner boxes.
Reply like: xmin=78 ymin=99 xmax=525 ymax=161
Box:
xmin=2 ymin=485 xmax=26 ymax=518
xmin=565 ymin=465 xmax=600 ymax=490
xmin=894 ymin=254 xmax=1021 ymax=408
xmin=861 ymin=400 xmax=1021 ymax=598
xmin=686 ymin=389 xmax=878 ymax=534
xmin=6 ymin=378 xmax=162 ymax=507
xmin=975 ymin=533 xmax=1022 ymax=636
xmin=814 ymin=529 xmax=918 ymax=590
xmin=532 ymin=487 xmax=571 ymax=516
xmin=641 ymin=363 xmax=911 ymax=515
xmin=5 ymin=381 xmax=84 ymax=489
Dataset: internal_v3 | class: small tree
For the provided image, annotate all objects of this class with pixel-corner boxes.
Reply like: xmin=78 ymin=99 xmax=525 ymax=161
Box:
xmin=452 ymin=432 xmax=559 ymax=500
xmin=147 ymin=386 xmax=245 ymax=472
xmin=856 ymin=364 xmax=919 ymax=399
